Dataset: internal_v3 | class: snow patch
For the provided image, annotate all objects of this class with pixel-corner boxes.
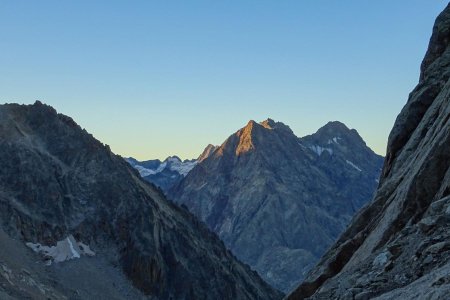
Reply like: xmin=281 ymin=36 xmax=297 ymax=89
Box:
xmin=26 ymin=235 xmax=95 ymax=265
xmin=327 ymin=137 xmax=342 ymax=145
xmin=133 ymin=165 xmax=157 ymax=177
xmin=333 ymin=137 xmax=341 ymax=144
xmin=78 ymin=242 xmax=95 ymax=256
xmin=346 ymin=160 xmax=362 ymax=172
xmin=67 ymin=237 xmax=80 ymax=259
xmin=373 ymin=251 xmax=391 ymax=268
xmin=155 ymin=162 xmax=167 ymax=173
xmin=127 ymin=157 xmax=197 ymax=178
xmin=309 ymin=145 xmax=333 ymax=156
xmin=169 ymin=160 xmax=197 ymax=176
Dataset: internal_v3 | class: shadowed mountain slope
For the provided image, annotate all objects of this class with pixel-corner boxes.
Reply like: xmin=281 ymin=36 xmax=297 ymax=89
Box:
xmin=0 ymin=102 xmax=282 ymax=299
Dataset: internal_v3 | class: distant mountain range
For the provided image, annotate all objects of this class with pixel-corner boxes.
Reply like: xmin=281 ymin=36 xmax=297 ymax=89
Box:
xmin=130 ymin=119 xmax=383 ymax=292
xmin=126 ymin=144 xmax=219 ymax=192
xmin=125 ymin=156 xmax=197 ymax=191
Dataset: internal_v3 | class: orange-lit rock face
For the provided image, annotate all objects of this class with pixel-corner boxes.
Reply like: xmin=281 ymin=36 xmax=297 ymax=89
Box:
xmin=236 ymin=120 xmax=257 ymax=155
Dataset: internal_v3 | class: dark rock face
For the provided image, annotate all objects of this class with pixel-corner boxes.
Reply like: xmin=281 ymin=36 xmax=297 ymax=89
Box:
xmin=126 ymin=156 xmax=197 ymax=192
xmin=0 ymin=102 xmax=281 ymax=299
xmin=288 ymin=4 xmax=450 ymax=299
xmin=169 ymin=118 xmax=383 ymax=292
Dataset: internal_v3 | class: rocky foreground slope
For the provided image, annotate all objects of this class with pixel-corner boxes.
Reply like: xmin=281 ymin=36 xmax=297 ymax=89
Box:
xmin=169 ymin=118 xmax=383 ymax=292
xmin=0 ymin=102 xmax=281 ymax=299
xmin=288 ymin=4 xmax=450 ymax=299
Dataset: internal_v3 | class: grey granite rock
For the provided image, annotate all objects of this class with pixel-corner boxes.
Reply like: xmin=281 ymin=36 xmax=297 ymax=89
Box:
xmin=287 ymin=4 xmax=450 ymax=299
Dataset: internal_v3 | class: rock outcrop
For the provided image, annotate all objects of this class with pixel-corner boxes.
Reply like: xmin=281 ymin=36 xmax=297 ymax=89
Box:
xmin=288 ymin=4 xmax=450 ymax=299
xmin=169 ymin=118 xmax=383 ymax=292
xmin=0 ymin=102 xmax=281 ymax=299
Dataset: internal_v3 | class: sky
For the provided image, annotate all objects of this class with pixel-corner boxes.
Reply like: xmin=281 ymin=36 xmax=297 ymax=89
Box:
xmin=1 ymin=1 xmax=448 ymax=160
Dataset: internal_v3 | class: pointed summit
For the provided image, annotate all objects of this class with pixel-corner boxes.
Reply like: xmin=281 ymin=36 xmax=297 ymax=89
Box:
xmin=236 ymin=120 xmax=259 ymax=155
xmin=198 ymin=144 xmax=218 ymax=162
xmin=260 ymin=118 xmax=276 ymax=129
xmin=302 ymin=121 xmax=366 ymax=149
xmin=320 ymin=120 xmax=350 ymax=131
xmin=259 ymin=118 xmax=294 ymax=134
xmin=316 ymin=121 xmax=356 ymax=137
xmin=165 ymin=155 xmax=182 ymax=163
xmin=234 ymin=119 xmax=293 ymax=155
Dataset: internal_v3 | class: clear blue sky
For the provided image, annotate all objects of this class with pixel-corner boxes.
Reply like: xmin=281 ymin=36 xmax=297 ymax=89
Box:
xmin=1 ymin=1 xmax=448 ymax=160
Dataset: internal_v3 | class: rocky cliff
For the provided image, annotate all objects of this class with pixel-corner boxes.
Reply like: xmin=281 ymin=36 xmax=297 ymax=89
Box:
xmin=288 ymin=4 xmax=450 ymax=299
xmin=169 ymin=118 xmax=383 ymax=292
xmin=0 ymin=102 xmax=282 ymax=299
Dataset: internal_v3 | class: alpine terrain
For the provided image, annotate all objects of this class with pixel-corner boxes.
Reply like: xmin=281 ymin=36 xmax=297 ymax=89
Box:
xmin=169 ymin=118 xmax=383 ymax=292
xmin=288 ymin=4 xmax=450 ymax=299
xmin=0 ymin=102 xmax=282 ymax=300
xmin=126 ymin=144 xmax=219 ymax=193
xmin=126 ymin=156 xmax=197 ymax=192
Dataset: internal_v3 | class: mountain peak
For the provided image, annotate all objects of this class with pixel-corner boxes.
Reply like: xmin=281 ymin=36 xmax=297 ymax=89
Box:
xmin=260 ymin=118 xmax=294 ymax=133
xmin=322 ymin=120 xmax=349 ymax=130
xmin=165 ymin=155 xmax=182 ymax=163
xmin=198 ymin=144 xmax=218 ymax=162
xmin=260 ymin=118 xmax=276 ymax=129
xmin=312 ymin=121 xmax=364 ymax=145
xmin=235 ymin=119 xmax=293 ymax=155
xmin=245 ymin=119 xmax=258 ymax=128
xmin=236 ymin=120 xmax=258 ymax=155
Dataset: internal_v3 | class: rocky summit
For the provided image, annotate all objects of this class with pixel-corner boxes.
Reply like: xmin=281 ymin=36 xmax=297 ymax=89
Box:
xmin=288 ymin=4 xmax=450 ymax=299
xmin=169 ymin=118 xmax=383 ymax=292
xmin=0 ymin=102 xmax=281 ymax=300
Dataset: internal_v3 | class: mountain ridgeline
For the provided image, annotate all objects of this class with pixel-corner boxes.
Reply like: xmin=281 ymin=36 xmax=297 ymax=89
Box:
xmin=0 ymin=102 xmax=281 ymax=299
xmin=126 ymin=145 xmax=221 ymax=193
xmin=168 ymin=118 xmax=383 ymax=292
xmin=126 ymin=156 xmax=197 ymax=191
xmin=288 ymin=4 xmax=450 ymax=299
